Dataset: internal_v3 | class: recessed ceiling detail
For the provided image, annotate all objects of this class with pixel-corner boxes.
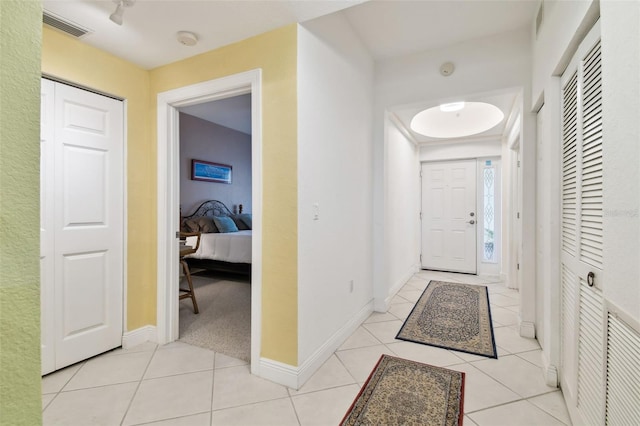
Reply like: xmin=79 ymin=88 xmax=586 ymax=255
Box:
xmin=410 ymin=101 xmax=505 ymax=139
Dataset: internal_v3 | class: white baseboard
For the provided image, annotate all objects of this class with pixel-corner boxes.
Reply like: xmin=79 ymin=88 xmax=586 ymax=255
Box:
xmin=541 ymin=351 xmax=559 ymax=387
xmin=258 ymin=300 xmax=374 ymax=390
xmin=258 ymin=358 xmax=299 ymax=389
xmin=122 ymin=325 xmax=157 ymax=349
xmin=374 ymin=263 xmax=419 ymax=312
xmin=519 ymin=321 xmax=536 ymax=339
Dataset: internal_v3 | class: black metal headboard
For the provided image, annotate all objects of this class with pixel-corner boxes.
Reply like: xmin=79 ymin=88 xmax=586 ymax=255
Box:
xmin=183 ymin=200 xmax=233 ymax=219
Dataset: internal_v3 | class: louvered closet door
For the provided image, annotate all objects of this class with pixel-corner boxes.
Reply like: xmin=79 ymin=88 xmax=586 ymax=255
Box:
xmin=560 ymin=22 xmax=606 ymax=426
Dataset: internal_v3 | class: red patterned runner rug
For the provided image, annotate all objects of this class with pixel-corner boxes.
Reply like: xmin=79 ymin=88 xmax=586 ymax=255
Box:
xmin=340 ymin=355 xmax=465 ymax=426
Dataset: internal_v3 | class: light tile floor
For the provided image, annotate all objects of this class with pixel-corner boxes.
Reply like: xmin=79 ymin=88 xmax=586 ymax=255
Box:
xmin=42 ymin=270 xmax=572 ymax=425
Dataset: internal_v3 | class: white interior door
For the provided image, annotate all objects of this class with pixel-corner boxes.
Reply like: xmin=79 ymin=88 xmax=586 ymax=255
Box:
xmin=560 ymin=23 xmax=606 ymax=426
xmin=41 ymin=80 xmax=124 ymax=374
xmin=536 ymin=107 xmax=545 ymax=346
xmin=41 ymin=80 xmax=56 ymax=374
xmin=421 ymin=160 xmax=477 ymax=274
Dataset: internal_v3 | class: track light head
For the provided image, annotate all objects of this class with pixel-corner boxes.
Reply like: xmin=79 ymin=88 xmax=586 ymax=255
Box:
xmin=109 ymin=0 xmax=135 ymax=26
xmin=109 ymin=2 xmax=124 ymax=25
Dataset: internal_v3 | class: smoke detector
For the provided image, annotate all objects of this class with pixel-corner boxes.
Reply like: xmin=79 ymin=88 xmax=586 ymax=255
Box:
xmin=177 ymin=31 xmax=198 ymax=47
xmin=440 ymin=62 xmax=455 ymax=76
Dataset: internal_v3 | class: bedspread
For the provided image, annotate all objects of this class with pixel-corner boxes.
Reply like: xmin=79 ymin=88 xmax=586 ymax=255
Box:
xmin=185 ymin=230 xmax=252 ymax=264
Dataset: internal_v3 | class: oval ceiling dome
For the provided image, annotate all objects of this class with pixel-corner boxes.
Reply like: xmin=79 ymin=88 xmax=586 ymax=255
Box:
xmin=410 ymin=101 xmax=504 ymax=139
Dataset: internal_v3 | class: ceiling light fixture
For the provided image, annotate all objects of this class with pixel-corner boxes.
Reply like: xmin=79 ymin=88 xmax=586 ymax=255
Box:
xmin=109 ymin=0 xmax=136 ymax=26
xmin=410 ymin=102 xmax=504 ymax=139
xmin=439 ymin=102 xmax=465 ymax=112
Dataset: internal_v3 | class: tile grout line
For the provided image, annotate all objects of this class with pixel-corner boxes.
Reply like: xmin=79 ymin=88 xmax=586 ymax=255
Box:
xmin=131 ymin=411 xmax=212 ymax=426
xmin=465 ymin=355 xmax=558 ymax=407
xmin=119 ymin=344 xmax=159 ymax=426
xmin=286 ymin=392 xmax=303 ymax=426
xmin=42 ymin=358 xmax=87 ymax=415
xmin=464 ymin=389 xmax=569 ymax=425
xmin=209 ymin=352 xmax=216 ymax=426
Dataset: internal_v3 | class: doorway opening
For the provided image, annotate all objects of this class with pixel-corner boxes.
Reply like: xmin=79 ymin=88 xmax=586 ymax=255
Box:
xmin=156 ymin=70 xmax=263 ymax=375
xmin=177 ymin=94 xmax=252 ymax=362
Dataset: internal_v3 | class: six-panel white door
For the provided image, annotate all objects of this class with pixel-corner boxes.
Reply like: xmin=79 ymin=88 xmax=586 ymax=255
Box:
xmin=41 ymin=80 xmax=124 ymax=374
xmin=421 ymin=160 xmax=477 ymax=274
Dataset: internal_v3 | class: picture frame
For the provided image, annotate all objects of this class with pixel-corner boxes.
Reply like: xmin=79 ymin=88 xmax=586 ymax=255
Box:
xmin=191 ymin=159 xmax=232 ymax=184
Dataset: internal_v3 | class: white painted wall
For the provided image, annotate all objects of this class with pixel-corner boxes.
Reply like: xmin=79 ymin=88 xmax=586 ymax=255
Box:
xmin=502 ymin=110 xmax=523 ymax=288
xmin=179 ymin=113 xmax=252 ymax=215
xmin=531 ymin=0 xmax=599 ymax=106
xmin=374 ymin=29 xmax=535 ymax=327
xmin=297 ymin=15 xmax=374 ymax=365
xmin=419 ymin=139 xmax=501 ymax=162
xmin=381 ymin=118 xmax=420 ymax=310
xmin=534 ymin=89 xmax=562 ymax=385
xmin=600 ymin=0 xmax=640 ymax=321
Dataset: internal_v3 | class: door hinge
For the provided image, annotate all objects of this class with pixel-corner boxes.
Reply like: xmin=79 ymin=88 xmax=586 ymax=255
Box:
xmin=420 ymin=212 xmax=422 ymax=220
xmin=420 ymin=254 xmax=422 ymax=262
xmin=175 ymin=231 xmax=180 ymax=238
xmin=517 ymin=160 xmax=521 ymax=167
xmin=517 ymin=212 xmax=520 ymax=219
xmin=517 ymin=263 xmax=520 ymax=270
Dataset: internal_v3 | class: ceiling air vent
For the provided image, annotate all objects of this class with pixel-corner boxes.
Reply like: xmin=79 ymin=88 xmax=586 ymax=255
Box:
xmin=43 ymin=10 xmax=92 ymax=38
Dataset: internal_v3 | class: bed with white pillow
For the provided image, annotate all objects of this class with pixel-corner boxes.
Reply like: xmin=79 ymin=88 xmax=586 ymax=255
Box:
xmin=180 ymin=200 xmax=252 ymax=275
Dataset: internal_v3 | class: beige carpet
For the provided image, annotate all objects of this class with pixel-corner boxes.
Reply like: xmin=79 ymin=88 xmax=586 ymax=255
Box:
xmin=178 ymin=270 xmax=251 ymax=362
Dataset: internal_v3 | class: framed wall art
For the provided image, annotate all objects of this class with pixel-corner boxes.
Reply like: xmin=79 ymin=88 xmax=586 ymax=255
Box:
xmin=191 ymin=159 xmax=232 ymax=184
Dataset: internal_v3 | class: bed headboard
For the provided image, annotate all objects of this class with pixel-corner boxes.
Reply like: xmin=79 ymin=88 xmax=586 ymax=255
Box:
xmin=183 ymin=200 xmax=233 ymax=219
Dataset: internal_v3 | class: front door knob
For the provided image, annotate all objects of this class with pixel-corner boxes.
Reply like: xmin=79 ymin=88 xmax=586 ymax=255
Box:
xmin=468 ymin=220 xmax=475 ymax=225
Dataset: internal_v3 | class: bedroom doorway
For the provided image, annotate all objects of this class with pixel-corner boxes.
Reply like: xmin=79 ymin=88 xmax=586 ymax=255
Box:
xmin=156 ymin=70 xmax=263 ymax=376
xmin=177 ymin=96 xmax=253 ymax=362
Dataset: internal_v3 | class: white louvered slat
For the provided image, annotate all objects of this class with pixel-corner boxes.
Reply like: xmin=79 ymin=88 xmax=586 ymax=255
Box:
xmin=577 ymin=280 xmax=605 ymax=425
xmin=606 ymin=315 xmax=640 ymax=425
xmin=561 ymin=265 xmax=578 ymax=394
xmin=579 ymin=40 xmax=603 ymax=269
xmin=562 ymin=71 xmax=579 ymax=256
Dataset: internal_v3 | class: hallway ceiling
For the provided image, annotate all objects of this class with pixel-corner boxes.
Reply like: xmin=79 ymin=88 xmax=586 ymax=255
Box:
xmin=42 ymin=0 xmax=538 ymax=69
xmin=42 ymin=1 xmax=537 ymax=138
xmin=42 ymin=0 xmax=366 ymax=70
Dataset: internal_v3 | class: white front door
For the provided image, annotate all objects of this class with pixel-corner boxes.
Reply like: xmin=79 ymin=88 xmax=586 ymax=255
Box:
xmin=421 ymin=160 xmax=477 ymax=274
xmin=41 ymin=80 xmax=124 ymax=374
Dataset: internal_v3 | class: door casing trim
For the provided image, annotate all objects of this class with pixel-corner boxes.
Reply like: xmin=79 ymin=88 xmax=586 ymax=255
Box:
xmin=156 ymin=69 xmax=263 ymax=375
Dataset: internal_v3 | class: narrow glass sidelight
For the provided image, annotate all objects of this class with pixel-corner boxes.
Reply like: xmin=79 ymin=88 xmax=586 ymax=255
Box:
xmin=483 ymin=166 xmax=496 ymax=263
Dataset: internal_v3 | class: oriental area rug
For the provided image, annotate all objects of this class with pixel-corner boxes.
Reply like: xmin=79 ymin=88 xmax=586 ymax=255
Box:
xmin=340 ymin=355 xmax=465 ymax=426
xmin=396 ymin=280 xmax=498 ymax=359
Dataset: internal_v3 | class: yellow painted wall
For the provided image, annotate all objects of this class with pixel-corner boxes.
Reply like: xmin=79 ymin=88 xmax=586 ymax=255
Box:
xmin=150 ymin=25 xmax=299 ymax=365
xmin=41 ymin=25 xmax=299 ymax=365
xmin=42 ymin=27 xmax=156 ymax=330
xmin=0 ymin=1 xmax=43 ymax=423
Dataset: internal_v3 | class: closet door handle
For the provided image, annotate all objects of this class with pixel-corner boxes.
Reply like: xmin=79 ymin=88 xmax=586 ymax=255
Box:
xmin=587 ymin=271 xmax=595 ymax=287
